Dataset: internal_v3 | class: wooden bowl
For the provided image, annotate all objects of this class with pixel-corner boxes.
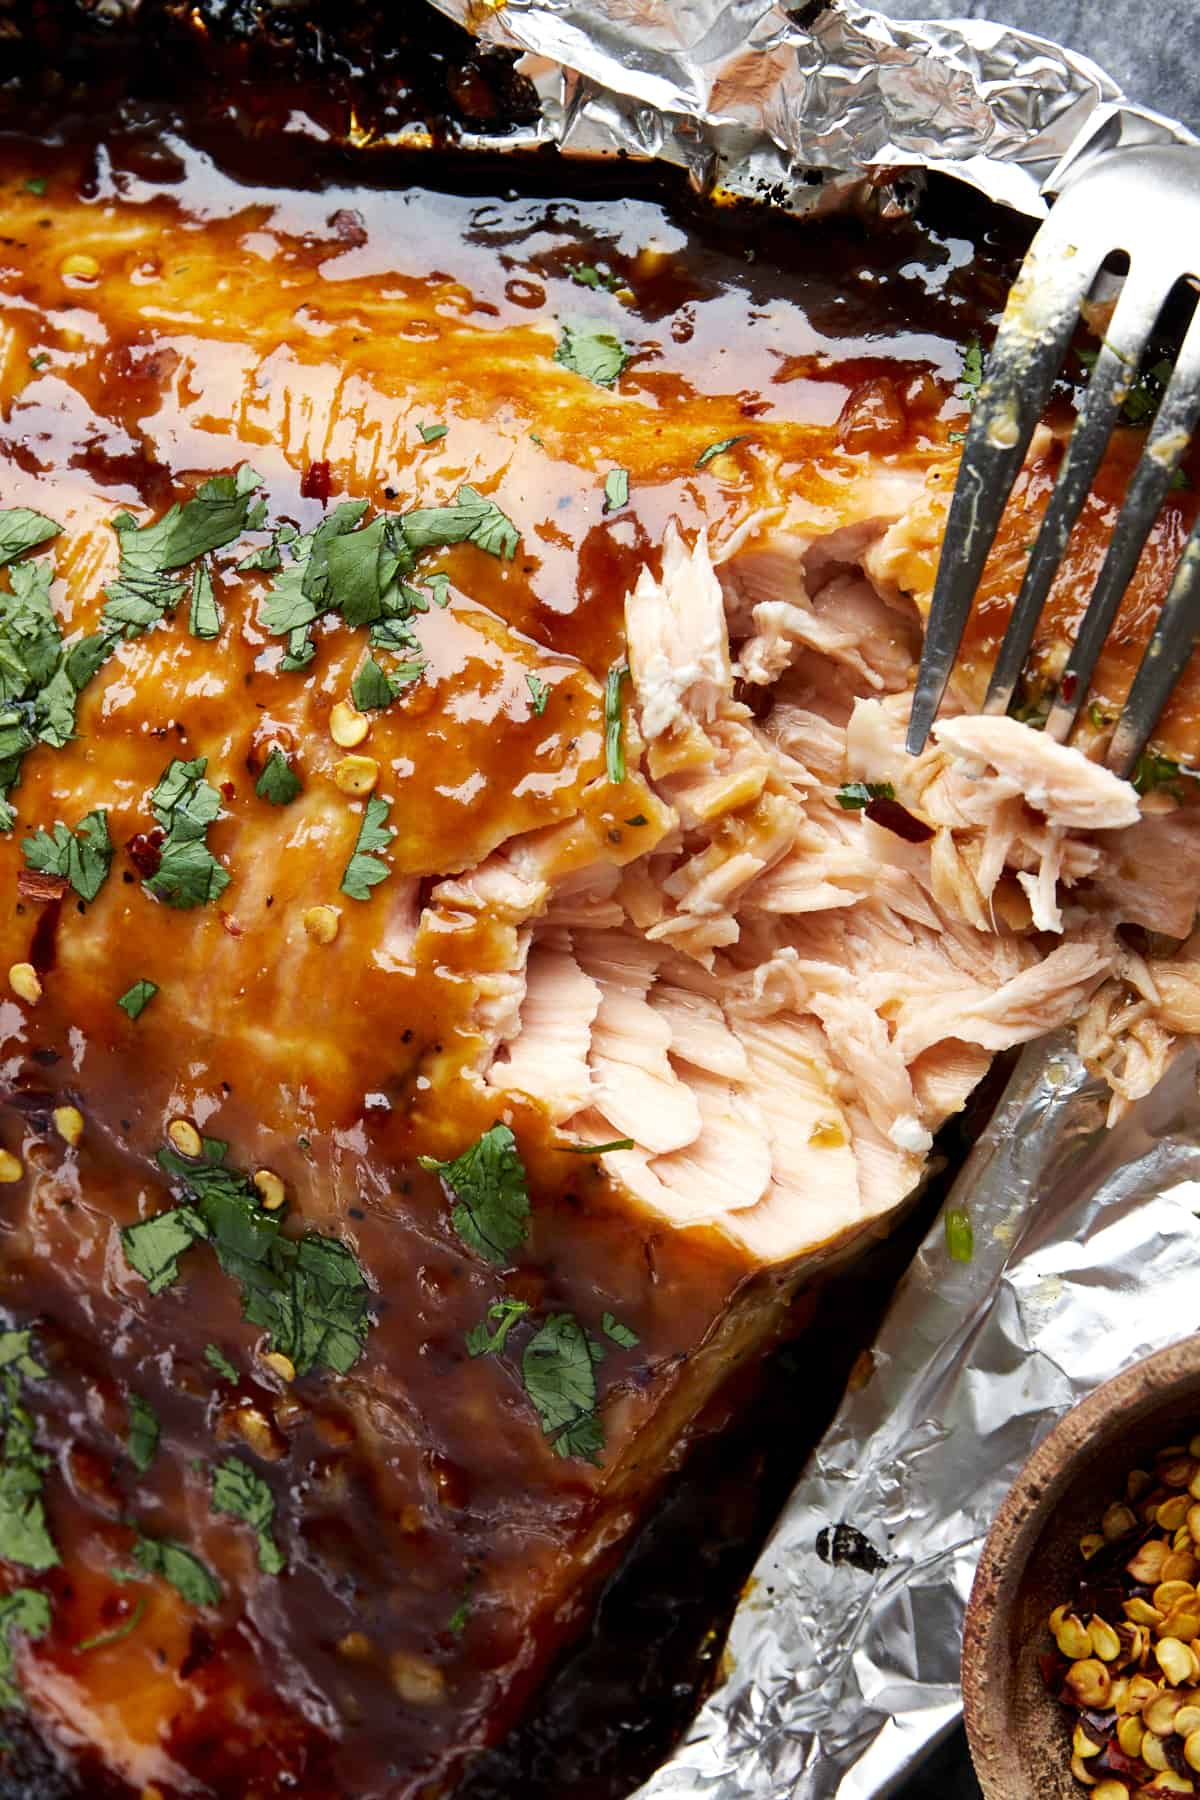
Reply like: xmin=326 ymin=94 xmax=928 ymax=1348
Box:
xmin=962 ymin=1334 xmax=1200 ymax=1800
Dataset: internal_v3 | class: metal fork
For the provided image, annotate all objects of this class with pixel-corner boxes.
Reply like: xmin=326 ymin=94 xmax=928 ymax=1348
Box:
xmin=906 ymin=143 xmax=1200 ymax=777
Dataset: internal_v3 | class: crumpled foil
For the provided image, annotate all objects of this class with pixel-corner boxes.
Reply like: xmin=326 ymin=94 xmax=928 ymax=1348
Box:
xmin=419 ymin=3 xmax=1199 ymax=1795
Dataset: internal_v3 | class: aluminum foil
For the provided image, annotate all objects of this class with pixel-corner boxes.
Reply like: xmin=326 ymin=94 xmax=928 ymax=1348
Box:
xmin=419 ymin=3 xmax=1200 ymax=1795
xmin=428 ymin=1 xmax=1194 ymax=217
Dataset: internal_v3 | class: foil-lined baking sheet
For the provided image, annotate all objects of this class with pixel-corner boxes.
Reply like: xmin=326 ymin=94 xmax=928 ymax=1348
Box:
xmin=429 ymin=1 xmax=1193 ymax=215
xmin=423 ymin=3 xmax=1199 ymax=1794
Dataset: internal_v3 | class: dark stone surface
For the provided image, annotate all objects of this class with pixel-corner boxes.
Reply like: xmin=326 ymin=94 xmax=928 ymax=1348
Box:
xmin=879 ymin=8 xmax=1193 ymax=1797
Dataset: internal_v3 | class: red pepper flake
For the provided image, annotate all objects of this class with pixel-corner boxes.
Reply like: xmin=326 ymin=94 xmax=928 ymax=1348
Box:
xmin=126 ymin=828 xmax=164 ymax=880
xmin=864 ymin=796 xmax=934 ymax=843
xmin=1061 ymin=672 xmax=1078 ymax=702
xmin=301 ymin=461 xmax=333 ymax=503
xmin=16 ymin=869 xmax=67 ymax=902
xmin=220 ymin=781 xmax=236 ymax=803
xmin=219 ymin=912 xmax=243 ymax=938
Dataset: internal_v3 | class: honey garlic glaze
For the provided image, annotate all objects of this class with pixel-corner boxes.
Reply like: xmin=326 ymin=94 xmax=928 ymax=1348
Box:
xmin=0 ymin=124 xmax=1187 ymax=1799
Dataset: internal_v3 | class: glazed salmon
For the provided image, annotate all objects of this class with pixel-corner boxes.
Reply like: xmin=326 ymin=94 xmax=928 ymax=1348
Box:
xmin=0 ymin=109 xmax=1197 ymax=1800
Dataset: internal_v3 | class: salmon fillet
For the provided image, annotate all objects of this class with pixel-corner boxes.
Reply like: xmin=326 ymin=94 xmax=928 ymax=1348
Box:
xmin=0 ymin=117 xmax=1197 ymax=1800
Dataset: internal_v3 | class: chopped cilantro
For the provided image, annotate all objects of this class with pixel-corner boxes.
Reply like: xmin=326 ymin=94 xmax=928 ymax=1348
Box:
xmin=525 ymin=672 xmax=550 ymax=716
xmin=521 ymin=1313 xmax=604 ymax=1464
xmin=187 ymin=565 xmax=220 ymax=640
xmin=570 ymin=264 xmax=622 ymax=292
xmin=130 ymin=1530 xmax=221 ymax=1608
xmin=211 ymin=1456 xmax=284 ymax=1575
xmin=447 ymin=1582 xmax=474 ymax=1637
xmin=1131 ymin=750 xmax=1198 ymax=798
xmin=101 ymin=465 xmax=262 ymax=640
xmin=417 ymin=421 xmax=448 ymax=444
xmin=945 ymin=1207 xmax=974 ymax=1263
xmin=351 ymin=657 xmax=401 ymax=711
xmin=695 ymin=436 xmax=747 ymax=468
xmin=604 ymin=663 xmax=629 ymax=785
xmin=0 ymin=1590 xmax=50 ymax=1709
xmin=117 ymin=979 xmax=158 ymax=1021
xmin=601 ymin=1312 xmax=639 ymax=1349
xmin=26 ymin=354 xmax=48 ymax=373
xmin=23 ymin=178 xmax=47 ymax=197
xmin=143 ymin=756 xmax=229 ymax=910
xmin=602 ymin=468 xmax=629 ymax=513
xmin=960 ymin=337 xmax=985 ymax=406
xmin=255 ymin=750 xmax=301 ymax=807
xmin=554 ymin=320 xmax=628 ymax=388
xmin=340 ymin=794 xmax=395 ymax=901
xmin=123 ymin=1138 xmax=372 ymax=1376
xmin=121 ymin=1205 xmax=207 ymax=1296
xmin=22 ymin=808 xmax=112 ymax=903
xmin=76 ymin=1597 xmax=146 ymax=1653
xmin=261 ymin=491 xmax=516 ymax=667
xmin=204 ymin=1345 xmax=238 ymax=1384
xmin=419 ymin=1124 xmax=531 ymax=1266
xmin=465 ymin=1297 xmax=531 ymax=1358
xmin=125 ymin=1394 xmax=159 ymax=1473
xmin=0 ymin=1347 xmax=58 ymax=1572
xmin=836 ymin=780 xmax=896 ymax=811
xmin=0 ymin=511 xmax=58 ymax=567
xmin=0 ymin=1336 xmax=46 ymax=1384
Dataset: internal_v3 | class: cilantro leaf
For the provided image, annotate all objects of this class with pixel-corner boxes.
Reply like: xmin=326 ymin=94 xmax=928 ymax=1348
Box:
xmin=0 ymin=1357 xmax=59 ymax=1572
xmin=835 ymin=780 xmax=896 ymax=811
xmin=117 ymin=979 xmax=158 ymax=1020
xmin=255 ymin=750 xmax=301 ymax=806
xmin=0 ymin=1336 xmax=46 ymax=1383
xmin=105 ymin=468 xmax=264 ymax=636
xmin=0 ymin=512 xmax=58 ymax=568
xmin=125 ymin=1394 xmax=159 ymax=1473
xmin=420 ymin=1124 xmax=531 ymax=1265
xmin=0 ymin=1590 xmax=51 ymax=1710
xmin=417 ymin=421 xmax=448 ymax=444
xmin=210 ymin=1456 xmax=284 ymax=1575
xmin=600 ymin=1311 xmax=639 ymax=1349
xmin=401 ymin=486 xmax=519 ymax=561
xmin=131 ymin=1530 xmax=221 ymax=1608
xmin=63 ymin=631 xmax=116 ymax=692
xmin=465 ymin=1296 xmax=531 ymax=1358
xmin=204 ymin=1345 xmax=238 ymax=1384
xmin=554 ymin=320 xmax=628 ymax=388
xmin=602 ymin=468 xmax=629 ymax=513
xmin=260 ymin=500 xmax=370 ymax=653
xmin=604 ymin=663 xmax=628 ymax=785
xmin=695 ymin=436 xmax=747 ymax=468
xmin=351 ymin=657 xmax=399 ymax=711
xmin=143 ymin=756 xmax=229 ymax=909
xmin=526 ymin=672 xmax=549 ymax=716
xmin=187 ymin=565 xmax=220 ymax=640
xmin=521 ymin=1313 xmax=604 ymax=1464
xmin=569 ymin=264 xmax=622 ymax=292
xmin=76 ymin=1596 xmax=146 ymax=1653
xmin=340 ymin=795 xmax=394 ymax=901
xmin=125 ymin=1140 xmax=372 ymax=1377
xmin=22 ymin=808 xmax=112 ymax=903
xmin=960 ymin=337 xmax=984 ymax=406
xmin=121 ymin=1205 xmax=207 ymax=1296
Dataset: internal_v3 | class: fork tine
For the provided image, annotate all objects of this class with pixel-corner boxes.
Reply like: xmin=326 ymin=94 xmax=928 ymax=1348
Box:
xmin=1043 ymin=299 xmax=1200 ymax=743
xmin=981 ymin=277 xmax=1169 ymax=720
xmin=1106 ymin=518 xmax=1200 ymax=779
xmin=906 ymin=224 xmax=1104 ymax=756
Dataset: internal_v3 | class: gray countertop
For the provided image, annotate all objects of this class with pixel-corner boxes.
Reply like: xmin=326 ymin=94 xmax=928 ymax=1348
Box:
xmin=872 ymin=5 xmax=1194 ymax=1797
